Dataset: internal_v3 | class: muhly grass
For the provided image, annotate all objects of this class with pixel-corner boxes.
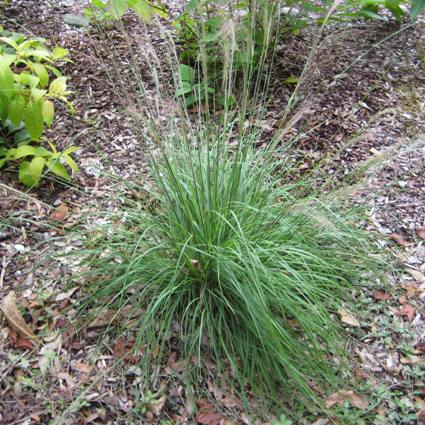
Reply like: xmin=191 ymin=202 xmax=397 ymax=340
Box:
xmin=68 ymin=0 xmax=392 ymax=415
xmin=77 ymin=124 xmax=386 ymax=410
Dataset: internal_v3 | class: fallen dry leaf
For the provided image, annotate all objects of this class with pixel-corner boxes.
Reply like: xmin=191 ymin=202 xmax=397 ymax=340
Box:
xmin=1 ymin=291 xmax=36 ymax=340
xmin=88 ymin=310 xmax=117 ymax=328
xmin=415 ymin=342 xmax=425 ymax=352
xmin=113 ymin=337 xmax=127 ymax=358
xmin=55 ymin=286 xmax=79 ymax=302
xmin=196 ymin=400 xmax=228 ymax=425
xmin=417 ymin=407 xmax=425 ymax=421
xmin=51 ymin=203 xmax=69 ymax=221
xmin=338 ymin=308 xmax=361 ymax=327
xmin=325 ymin=390 xmax=368 ymax=410
xmin=56 ymin=371 xmax=75 ymax=388
xmin=310 ymin=419 xmax=334 ymax=425
xmin=88 ymin=305 xmax=137 ymax=329
xmin=389 ymin=233 xmax=407 ymax=246
xmin=196 ymin=412 xmax=227 ymax=425
xmin=407 ymin=269 xmax=425 ymax=283
xmin=373 ymin=290 xmax=390 ymax=301
xmin=39 ymin=334 xmax=62 ymax=375
xmin=416 ymin=225 xmax=425 ymax=240
xmin=167 ymin=352 xmax=186 ymax=371
xmin=400 ymin=355 xmax=422 ymax=365
xmin=402 ymin=283 xmax=422 ymax=298
xmin=73 ymin=362 xmax=92 ymax=374
xmin=15 ymin=337 xmax=35 ymax=350
xmin=396 ymin=304 xmax=416 ymax=321
xmin=150 ymin=395 xmax=166 ymax=415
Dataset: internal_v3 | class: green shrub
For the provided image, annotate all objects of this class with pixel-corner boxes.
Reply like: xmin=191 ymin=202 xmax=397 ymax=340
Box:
xmin=84 ymin=0 xmax=168 ymax=22
xmin=0 ymin=27 xmax=79 ymax=187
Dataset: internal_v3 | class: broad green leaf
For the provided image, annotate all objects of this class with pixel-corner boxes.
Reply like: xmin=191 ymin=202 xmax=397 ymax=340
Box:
xmin=3 ymin=147 xmax=16 ymax=160
xmin=26 ymin=49 xmax=51 ymax=60
xmin=7 ymin=95 xmax=26 ymax=126
xmin=385 ymin=0 xmax=405 ymax=20
xmin=19 ymin=157 xmax=46 ymax=187
xmin=175 ymin=81 xmax=193 ymax=97
xmin=31 ymin=63 xmax=49 ymax=88
xmin=202 ymin=32 xmax=219 ymax=43
xmin=49 ymin=77 xmax=68 ymax=96
xmin=47 ymin=159 xmax=70 ymax=180
xmin=34 ymin=146 xmax=52 ymax=157
xmin=13 ymin=144 xmax=38 ymax=159
xmin=24 ymin=101 xmax=44 ymax=140
xmin=131 ymin=0 xmax=153 ymax=21
xmin=108 ymin=0 xmax=129 ymax=18
xmin=179 ymin=64 xmax=195 ymax=83
xmin=183 ymin=94 xmax=196 ymax=107
xmin=42 ymin=99 xmax=55 ymax=126
xmin=410 ymin=0 xmax=425 ymax=19
xmin=358 ymin=6 xmax=386 ymax=19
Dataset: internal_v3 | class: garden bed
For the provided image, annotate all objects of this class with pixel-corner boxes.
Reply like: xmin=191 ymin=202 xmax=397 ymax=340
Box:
xmin=1 ymin=1 xmax=425 ymax=424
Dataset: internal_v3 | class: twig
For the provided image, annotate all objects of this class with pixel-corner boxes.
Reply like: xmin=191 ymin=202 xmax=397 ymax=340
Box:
xmin=0 ymin=182 xmax=52 ymax=209
xmin=0 ymin=255 xmax=8 ymax=289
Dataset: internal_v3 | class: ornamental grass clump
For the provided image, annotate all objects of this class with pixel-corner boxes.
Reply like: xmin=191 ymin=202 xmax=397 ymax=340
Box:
xmin=82 ymin=122 xmax=382 ymax=405
xmin=78 ymin=0 xmax=387 ymax=412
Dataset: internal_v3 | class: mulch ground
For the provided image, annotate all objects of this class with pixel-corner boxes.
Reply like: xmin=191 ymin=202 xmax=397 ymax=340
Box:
xmin=1 ymin=1 xmax=425 ymax=424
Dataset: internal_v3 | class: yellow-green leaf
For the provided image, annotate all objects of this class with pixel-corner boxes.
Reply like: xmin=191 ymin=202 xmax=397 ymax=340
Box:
xmin=131 ymin=0 xmax=153 ymax=21
xmin=19 ymin=157 xmax=46 ymax=187
xmin=13 ymin=144 xmax=38 ymax=159
xmin=52 ymin=47 xmax=69 ymax=59
xmin=42 ymin=99 xmax=55 ymax=126
xmin=49 ymin=77 xmax=68 ymax=96
xmin=31 ymin=87 xmax=47 ymax=102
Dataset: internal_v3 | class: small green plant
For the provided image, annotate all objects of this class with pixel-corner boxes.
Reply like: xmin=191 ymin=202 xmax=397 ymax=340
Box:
xmin=84 ymin=0 xmax=168 ymax=22
xmin=173 ymin=0 xmax=277 ymax=107
xmin=299 ymin=0 xmax=425 ymax=23
xmin=175 ymin=63 xmax=214 ymax=107
xmin=0 ymin=27 xmax=79 ymax=187
xmin=271 ymin=414 xmax=293 ymax=425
